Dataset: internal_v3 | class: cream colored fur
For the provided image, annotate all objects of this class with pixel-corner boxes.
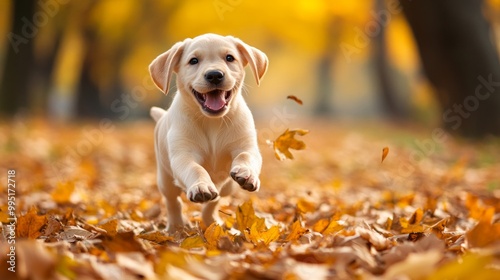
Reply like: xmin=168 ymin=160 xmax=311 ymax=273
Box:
xmin=149 ymin=34 xmax=268 ymax=232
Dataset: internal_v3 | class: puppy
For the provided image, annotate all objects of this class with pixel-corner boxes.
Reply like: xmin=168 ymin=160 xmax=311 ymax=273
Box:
xmin=149 ymin=34 xmax=268 ymax=232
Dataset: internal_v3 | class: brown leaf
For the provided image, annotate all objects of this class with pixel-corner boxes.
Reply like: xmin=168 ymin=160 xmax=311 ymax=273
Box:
xmin=16 ymin=207 xmax=47 ymax=239
xmin=270 ymin=129 xmax=309 ymax=161
xmin=287 ymin=95 xmax=303 ymax=105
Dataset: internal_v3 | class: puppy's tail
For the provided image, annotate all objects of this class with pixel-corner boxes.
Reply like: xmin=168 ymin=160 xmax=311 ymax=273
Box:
xmin=150 ymin=106 xmax=166 ymax=122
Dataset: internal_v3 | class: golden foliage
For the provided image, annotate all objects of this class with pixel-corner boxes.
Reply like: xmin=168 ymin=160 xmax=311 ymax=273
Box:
xmin=1 ymin=120 xmax=500 ymax=279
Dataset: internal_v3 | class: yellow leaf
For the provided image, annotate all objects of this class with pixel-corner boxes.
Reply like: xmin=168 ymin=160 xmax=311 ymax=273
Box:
xmin=297 ymin=198 xmax=316 ymax=213
xmin=248 ymin=223 xmax=280 ymax=245
xmin=270 ymin=129 xmax=309 ymax=161
xmin=204 ymin=223 xmax=225 ymax=249
xmin=428 ymin=253 xmax=498 ymax=280
xmin=408 ymin=208 xmax=424 ymax=225
xmin=286 ymin=220 xmax=307 ymax=241
xmin=322 ymin=220 xmax=344 ymax=235
xmin=0 ymin=205 xmax=11 ymax=223
xmin=180 ymin=235 xmax=205 ymax=250
xmin=236 ymin=200 xmax=265 ymax=232
xmin=381 ymin=147 xmax=389 ymax=163
xmin=51 ymin=181 xmax=75 ymax=203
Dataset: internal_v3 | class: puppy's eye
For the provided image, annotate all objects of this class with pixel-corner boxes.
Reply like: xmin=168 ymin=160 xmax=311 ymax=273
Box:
xmin=225 ymin=55 xmax=235 ymax=62
xmin=189 ymin=58 xmax=198 ymax=65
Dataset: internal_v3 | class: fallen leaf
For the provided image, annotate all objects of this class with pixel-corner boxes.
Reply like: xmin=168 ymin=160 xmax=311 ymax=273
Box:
xmin=466 ymin=221 xmax=500 ymax=248
xmin=138 ymin=231 xmax=174 ymax=244
xmin=59 ymin=226 xmax=95 ymax=242
xmin=180 ymin=235 xmax=205 ymax=250
xmin=270 ymin=129 xmax=309 ymax=161
xmin=381 ymin=147 xmax=389 ymax=163
xmin=384 ymin=250 xmax=442 ymax=279
xmin=16 ymin=206 xmax=47 ymax=239
xmin=428 ymin=253 xmax=498 ymax=280
xmin=16 ymin=240 xmax=57 ymax=280
xmin=286 ymin=220 xmax=308 ymax=241
xmin=287 ymin=95 xmax=303 ymax=105
xmin=98 ymin=219 xmax=119 ymax=237
xmin=51 ymin=181 xmax=75 ymax=204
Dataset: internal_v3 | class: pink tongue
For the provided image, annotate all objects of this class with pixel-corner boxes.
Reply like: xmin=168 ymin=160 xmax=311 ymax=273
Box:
xmin=205 ymin=92 xmax=226 ymax=110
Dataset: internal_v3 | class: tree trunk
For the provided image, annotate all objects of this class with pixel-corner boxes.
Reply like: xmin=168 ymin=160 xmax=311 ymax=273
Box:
xmin=0 ymin=0 xmax=36 ymax=115
xmin=401 ymin=0 xmax=500 ymax=137
xmin=374 ymin=0 xmax=406 ymax=119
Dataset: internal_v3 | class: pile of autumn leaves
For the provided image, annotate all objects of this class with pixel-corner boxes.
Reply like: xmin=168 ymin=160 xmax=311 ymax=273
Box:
xmin=1 ymin=119 xmax=500 ymax=279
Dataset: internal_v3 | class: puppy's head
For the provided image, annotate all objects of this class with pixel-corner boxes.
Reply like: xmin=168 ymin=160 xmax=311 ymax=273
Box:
xmin=149 ymin=34 xmax=268 ymax=117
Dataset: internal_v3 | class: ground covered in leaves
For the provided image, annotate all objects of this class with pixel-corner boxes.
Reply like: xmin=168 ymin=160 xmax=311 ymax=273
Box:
xmin=1 ymin=118 xmax=500 ymax=279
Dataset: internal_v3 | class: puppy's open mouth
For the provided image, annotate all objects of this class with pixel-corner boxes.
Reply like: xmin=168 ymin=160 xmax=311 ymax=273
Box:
xmin=191 ymin=88 xmax=232 ymax=115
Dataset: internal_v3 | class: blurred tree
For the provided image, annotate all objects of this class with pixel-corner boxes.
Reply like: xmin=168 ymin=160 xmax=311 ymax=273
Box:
xmin=401 ymin=0 xmax=500 ymax=137
xmin=0 ymin=0 xmax=36 ymax=115
xmin=373 ymin=0 xmax=406 ymax=119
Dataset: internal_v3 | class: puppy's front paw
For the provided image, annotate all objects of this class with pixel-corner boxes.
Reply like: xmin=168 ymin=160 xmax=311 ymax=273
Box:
xmin=187 ymin=182 xmax=219 ymax=203
xmin=230 ymin=166 xmax=260 ymax=192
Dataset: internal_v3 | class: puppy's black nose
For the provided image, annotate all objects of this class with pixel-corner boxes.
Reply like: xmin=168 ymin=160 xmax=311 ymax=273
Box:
xmin=205 ymin=70 xmax=224 ymax=85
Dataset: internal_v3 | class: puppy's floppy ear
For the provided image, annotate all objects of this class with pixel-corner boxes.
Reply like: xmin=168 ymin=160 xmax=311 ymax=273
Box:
xmin=231 ymin=37 xmax=268 ymax=86
xmin=149 ymin=40 xmax=188 ymax=94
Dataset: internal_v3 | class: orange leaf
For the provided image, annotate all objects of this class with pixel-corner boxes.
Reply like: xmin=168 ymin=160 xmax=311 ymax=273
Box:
xmin=16 ymin=207 xmax=47 ymax=239
xmin=99 ymin=219 xmax=118 ymax=237
xmin=466 ymin=221 xmax=500 ymax=248
xmin=381 ymin=147 xmax=389 ymax=163
xmin=270 ymin=129 xmax=309 ymax=161
xmin=51 ymin=181 xmax=75 ymax=203
xmin=138 ymin=231 xmax=174 ymax=244
xmin=287 ymin=95 xmax=303 ymax=105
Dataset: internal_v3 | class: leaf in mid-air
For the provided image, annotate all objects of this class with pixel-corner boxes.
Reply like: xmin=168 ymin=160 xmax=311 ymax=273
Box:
xmin=381 ymin=147 xmax=389 ymax=163
xmin=287 ymin=95 xmax=303 ymax=105
xmin=269 ymin=129 xmax=309 ymax=161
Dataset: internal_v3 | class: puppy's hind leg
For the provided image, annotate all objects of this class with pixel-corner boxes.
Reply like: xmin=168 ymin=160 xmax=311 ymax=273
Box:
xmin=158 ymin=169 xmax=190 ymax=233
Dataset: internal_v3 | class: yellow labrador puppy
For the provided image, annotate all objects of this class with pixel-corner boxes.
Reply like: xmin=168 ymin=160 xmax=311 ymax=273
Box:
xmin=149 ymin=34 xmax=268 ymax=232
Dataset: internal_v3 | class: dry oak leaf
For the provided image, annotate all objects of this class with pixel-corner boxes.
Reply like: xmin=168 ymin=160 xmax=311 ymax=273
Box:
xmin=269 ymin=129 xmax=309 ymax=161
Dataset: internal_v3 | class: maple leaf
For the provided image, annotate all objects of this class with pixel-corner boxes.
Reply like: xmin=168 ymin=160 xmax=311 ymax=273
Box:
xmin=16 ymin=207 xmax=47 ymax=239
xmin=268 ymin=129 xmax=309 ymax=161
